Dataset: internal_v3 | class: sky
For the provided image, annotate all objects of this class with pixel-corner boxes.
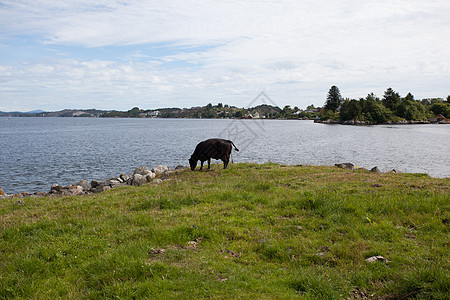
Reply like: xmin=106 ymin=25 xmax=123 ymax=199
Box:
xmin=0 ymin=0 xmax=449 ymax=112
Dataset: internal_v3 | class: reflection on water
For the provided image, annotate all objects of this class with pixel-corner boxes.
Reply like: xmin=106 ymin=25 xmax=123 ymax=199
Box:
xmin=1 ymin=117 xmax=449 ymax=194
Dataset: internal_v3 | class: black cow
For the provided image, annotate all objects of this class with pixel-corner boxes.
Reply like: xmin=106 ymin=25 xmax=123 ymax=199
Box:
xmin=189 ymin=138 xmax=239 ymax=170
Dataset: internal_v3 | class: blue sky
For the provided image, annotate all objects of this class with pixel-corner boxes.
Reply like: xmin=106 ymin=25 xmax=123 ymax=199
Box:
xmin=1 ymin=0 xmax=449 ymax=112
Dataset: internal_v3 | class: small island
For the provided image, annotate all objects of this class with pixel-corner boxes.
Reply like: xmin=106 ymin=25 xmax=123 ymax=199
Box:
xmin=316 ymin=86 xmax=450 ymax=125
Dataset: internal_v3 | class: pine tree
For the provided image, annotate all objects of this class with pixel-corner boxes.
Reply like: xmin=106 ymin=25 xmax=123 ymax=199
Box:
xmin=324 ymin=85 xmax=342 ymax=112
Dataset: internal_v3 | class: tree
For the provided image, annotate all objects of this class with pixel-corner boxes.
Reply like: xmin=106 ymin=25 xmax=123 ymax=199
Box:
xmin=234 ymin=110 xmax=243 ymax=118
xmin=430 ymin=103 xmax=450 ymax=118
xmin=447 ymin=95 xmax=450 ymax=103
xmin=404 ymin=92 xmax=414 ymax=102
xmin=382 ymin=88 xmax=401 ymax=111
xmin=340 ymin=99 xmax=361 ymax=121
xmin=324 ymin=85 xmax=342 ymax=113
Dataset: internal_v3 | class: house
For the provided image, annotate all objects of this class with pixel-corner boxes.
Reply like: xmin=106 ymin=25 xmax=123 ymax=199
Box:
xmin=150 ymin=111 xmax=160 ymax=117
xmin=429 ymin=114 xmax=450 ymax=124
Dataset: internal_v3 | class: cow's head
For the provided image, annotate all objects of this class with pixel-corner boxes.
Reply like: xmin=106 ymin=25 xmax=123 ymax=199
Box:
xmin=189 ymin=157 xmax=197 ymax=170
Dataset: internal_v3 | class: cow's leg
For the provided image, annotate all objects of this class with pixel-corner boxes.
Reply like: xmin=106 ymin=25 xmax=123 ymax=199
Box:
xmin=223 ymin=154 xmax=230 ymax=169
xmin=200 ymin=161 xmax=204 ymax=170
xmin=207 ymin=158 xmax=211 ymax=169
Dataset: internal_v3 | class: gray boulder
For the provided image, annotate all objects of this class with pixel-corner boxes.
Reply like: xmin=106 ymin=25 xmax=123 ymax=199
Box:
xmin=120 ymin=173 xmax=129 ymax=182
xmin=146 ymin=172 xmax=156 ymax=181
xmin=67 ymin=185 xmax=84 ymax=196
xmin=370 ymin=166 xmax=381 ymax=173
xmin=132 ymin=174 xmax=147 ymax=186
xmin=152 ymin=165 xmax=171 ymax=175
xmin=95 ymin=185 xmax=111 ymax=193
xmin=104 ymin=178 xmax=123 ymax=188
xmin=133 ymin=166 xmax=153 ymax=176
xmin=175 ymin=165 xmax=187 ymax=170
xmin=91 ymin=180 xmax=102 ymax=188
xmin=76 ymin=180 xmax=91 ymax=191
xmin=365 ymin=255 xmax=389 ymax=263
xmin=335 ymin=163 xmax=355 ymax=170
xmin=51 ymin=184 xmax=63 ymax=193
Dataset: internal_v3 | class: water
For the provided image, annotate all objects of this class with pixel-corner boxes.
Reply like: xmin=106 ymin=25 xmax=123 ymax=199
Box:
xmin=1 ymin=117 xmax=449 ymax=194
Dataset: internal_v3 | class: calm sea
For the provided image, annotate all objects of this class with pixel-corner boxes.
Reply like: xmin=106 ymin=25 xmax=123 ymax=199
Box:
xmin=1 ymin=117 xmax=449 ymax=194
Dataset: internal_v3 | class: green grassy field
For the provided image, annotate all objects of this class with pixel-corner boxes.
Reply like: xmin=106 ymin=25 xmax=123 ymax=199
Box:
xmin=1 ymin=163 xmax=449 ymax=299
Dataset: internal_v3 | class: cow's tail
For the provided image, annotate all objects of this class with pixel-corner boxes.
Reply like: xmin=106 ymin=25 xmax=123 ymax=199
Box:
xmin=228 ymin=140 xmax=239 ymax=152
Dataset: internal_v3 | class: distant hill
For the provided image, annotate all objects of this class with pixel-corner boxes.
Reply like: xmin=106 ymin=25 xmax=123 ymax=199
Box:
xmin=0 ymin=109 xmax=106 ymax=118
xmin=0 ymin=103 xmax=320 ymax=120
xmin=25 ymin=110 xmax=46 ymax=114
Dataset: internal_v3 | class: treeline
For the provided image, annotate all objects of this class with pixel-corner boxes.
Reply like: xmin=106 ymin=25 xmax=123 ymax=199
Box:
xmin=320 ymin=86 xmax=450 ymax=123
xmin=100 ymin=103 xmax=320 ymax=120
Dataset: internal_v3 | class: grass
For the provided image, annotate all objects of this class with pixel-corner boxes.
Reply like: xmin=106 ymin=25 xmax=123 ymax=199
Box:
xmin=1 ymin=163 xmax=449 ymax=299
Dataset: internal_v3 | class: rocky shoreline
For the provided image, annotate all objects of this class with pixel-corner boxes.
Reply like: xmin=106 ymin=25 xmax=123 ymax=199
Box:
xmin=0 ymin=162 xmax=400 ymax=200
xmin=314 ymin=119 xmax=432 ymax=125
xmin=0 ymin=164 xmax=186 ymax=199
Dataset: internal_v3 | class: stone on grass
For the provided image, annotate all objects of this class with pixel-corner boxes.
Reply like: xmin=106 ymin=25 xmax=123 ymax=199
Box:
xmin=370 ymin=166 xmax=381 ymax=173
xmin=335 ymin=163 xmax=355 ymax=170
xmin=365 ymin=256 xmax=389 ymax=263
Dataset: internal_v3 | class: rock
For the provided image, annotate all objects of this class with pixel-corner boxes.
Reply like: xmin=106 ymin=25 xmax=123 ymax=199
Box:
xmin=370 ymin=166 xmax=381 ymax=173
xmin=145 ymin=172 xmax=156 ymax=181
xmin=33 ymin=191 xmax=47 ymax=197
xmin=161 ymin=171 xmax=170 ymax=180
xmin=51 ymin=184 xmax=63 ymax=193
xmin=76 ymin=180 xmax=91 ymax=191
xmin=152 ymin=179 xmax=163 ymax=184
xmin=132 ymin=174 xmax=147 ymax=186
xmin=91 ymin=180 xmax=102 ymax=188
xmin=152 ymin=165 xmax=171 ymax=175
xmin=390 ymin=169 xmax=399 ymax=174
xmin=365 ymin=255 xmax=389 ymax=263
xmin=95 ymin=185 xmax=111 ymax=193
xmin=0 ymin=188 xmax=5 ymax=197
xmin=104 ymin=178 xmax=122 ymax=188
xmin=66 ymin=185 xmax=84 ymax=196
xmin=133 ymin=166 xmax=152 ymax=176
xmin=150 ymin=248 xmax=165 ymax=255
xmin=120 ymin=173 xmax=129 ymax=182
xmin=175 ymin=165 xmax=187 ymax=170
xmin=335 ymin=163 xmax=355 ymax=170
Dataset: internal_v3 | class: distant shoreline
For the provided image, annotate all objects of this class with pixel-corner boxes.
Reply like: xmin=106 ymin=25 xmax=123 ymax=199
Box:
xmin=313 ymin=119 xmax=449 ymax=125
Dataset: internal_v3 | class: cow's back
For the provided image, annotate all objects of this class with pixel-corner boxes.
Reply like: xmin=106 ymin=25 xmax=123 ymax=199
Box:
xmin=193 ymin=138 xmax=231 ymax=160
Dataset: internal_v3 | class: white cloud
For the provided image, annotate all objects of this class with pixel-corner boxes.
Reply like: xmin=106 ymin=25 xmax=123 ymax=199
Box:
xmin=0 ymin=0 xmax=450 ymax=111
